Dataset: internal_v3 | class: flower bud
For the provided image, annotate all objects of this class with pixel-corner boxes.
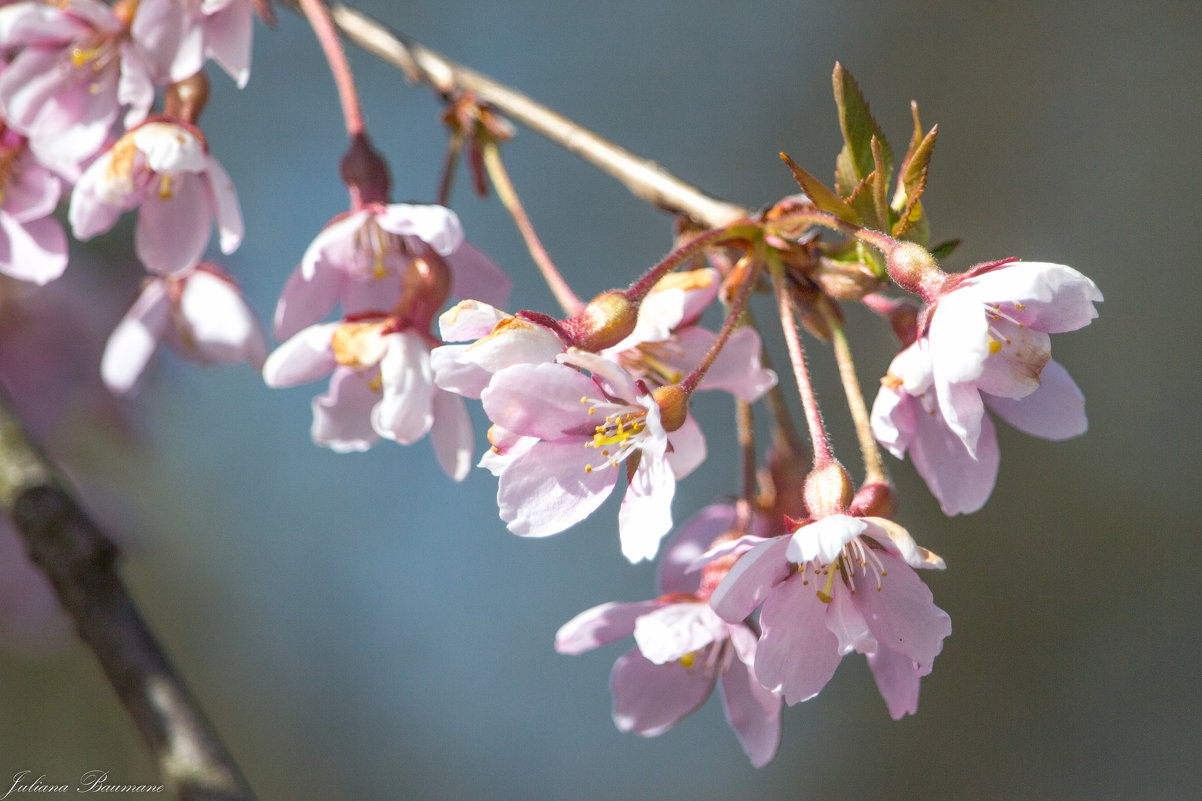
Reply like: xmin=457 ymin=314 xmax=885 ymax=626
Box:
xmin=651 ymin=384 xmax=689 ymax=432
xmin=803 ymin=459 xmax=854 ymax=517
xmin=562 ymin=290 xmax=638 ymax=351
xmin=340 ymin=132 xmax=391 ymax=208
xmin=884 ymin=241 xmax=944 ymax=300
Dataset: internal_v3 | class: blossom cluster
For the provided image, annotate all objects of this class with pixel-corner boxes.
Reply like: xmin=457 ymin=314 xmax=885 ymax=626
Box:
xmin=0 ymin=0 xmax=1105 ymax=773
xmin=0 ymin=0 xmax=263 ymax=392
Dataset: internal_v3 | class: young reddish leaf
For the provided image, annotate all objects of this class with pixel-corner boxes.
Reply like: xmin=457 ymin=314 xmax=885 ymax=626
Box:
xmin=893 ymin=124 xmax=938 ymax=238
xmin=871 ymin=136 xmax=890 ymax=229
xmin=832 ymin=63 xmax=892 ymax=197
xmin=780 ymin=152 xmax=859 ymax=223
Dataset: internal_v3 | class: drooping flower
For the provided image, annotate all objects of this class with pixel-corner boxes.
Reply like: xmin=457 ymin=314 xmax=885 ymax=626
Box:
xmin=555 ymin=503 xmax=782 ymax=766
xmin=871 ymin=260 xmax=1101 ymax=514
xmin=272 ymin=203 xmax=510 ymax=341
xmin=0 ymin=0 xmax=155 ymax=177
xmin=0 ymin=129 xmax=68 ymax=284
xmin=132 ymin=0 xmax=254 ymax=89
xmin=711 ymin=513 xmax=949 ymax=718
xmin=101 ymin=262 xmax=266 ymax=394
xmin=69 ymin=120 xmax=243 ymax=274
xmin=262 ymin=315 xmax=473 ymax=480
xmin=924 ymin=260 xmax=1101 ymax=456
xmin=480 ymin=348 xmax=705 ymax=562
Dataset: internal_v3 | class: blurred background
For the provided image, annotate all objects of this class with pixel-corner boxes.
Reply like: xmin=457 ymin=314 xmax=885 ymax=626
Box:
xmin=1 ymin=0 xmax=1199 ymax=798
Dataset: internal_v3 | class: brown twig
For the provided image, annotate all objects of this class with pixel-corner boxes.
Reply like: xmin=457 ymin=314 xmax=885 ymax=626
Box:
xmin=0 ymin=395 xmax=256 ymax=801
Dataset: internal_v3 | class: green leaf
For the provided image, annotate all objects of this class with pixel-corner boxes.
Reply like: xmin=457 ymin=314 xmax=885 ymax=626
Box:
xmin=779 ymin=152 xmax=859 ymax=223
xmin=892 ymin=119 xmax=938 ymax=237
xmin=832 ymin=63 xmax=892 ymax=197
xmin=929 ymin=238 xmax=961 ymax=260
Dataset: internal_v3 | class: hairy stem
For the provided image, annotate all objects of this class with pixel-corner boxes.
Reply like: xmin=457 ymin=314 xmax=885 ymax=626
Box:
xmin=0 ymin=397 xmax=256 ymax=801
xmin=823 ymin=301 xmax=889 ymax=484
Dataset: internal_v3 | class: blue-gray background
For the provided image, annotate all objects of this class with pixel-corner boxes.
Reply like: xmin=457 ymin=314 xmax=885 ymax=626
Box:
xmin=2 ymin=1 xmax=1199 ymax=798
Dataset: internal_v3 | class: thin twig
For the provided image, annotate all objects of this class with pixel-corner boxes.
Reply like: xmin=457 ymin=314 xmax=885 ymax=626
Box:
xmin=322 ymin=2 xmax=751 ymax=229
xmin=0 ymin=395 xmax=256 ymax=801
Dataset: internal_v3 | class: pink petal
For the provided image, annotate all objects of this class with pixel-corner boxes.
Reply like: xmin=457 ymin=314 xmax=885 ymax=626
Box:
xmin=929 ymin=291 xmax=991 ymax=384
xmin=446 ymin=240 xmax=512 ymax=308
xmin=0 ymin=3 xmax=90 ymax=44
xmin=0 ymin=214 xmax=68 ymax=285
xmin=870 ymin=381 xmax=915 ymax=459
xmin=177 ymin=268 xmax=266 ymax=366
xmin=262 ymin=323 xmax=338 ymax=387
xmin=272 ymin=261 xmax=345 ymax=340
xmin=972 ymin=320 xmax=1050 ymax=399
xmin=934 ymin=378 xmax=986 ymax=457
xmin=428 ymin=389 xmax=474 ymax=481
xmin=136 ymin=171 xmax=210 ymax=273
xmin=375 ymin=203 xmax=463 ymax=254
xmin=495 ymin=439 xmax=617 ymax=537
xmin=481 ymin=361 xmax=598 ymax=439
xmin=689 ymin=326 xmax=777 ymax=401
xmin=555 ymin=600 xmax=661 ymax=654
xmin=302 ymin=211 xmax=368 ymax=280
xmin=786 ymin=515 xmax=865 ymax=565
xmin=958 ymin=262 xmax=1102 ymax=334
xmin=205 ymin=154 xmax=243 ymax=254
xmin=438 ymin=300 xmax=510 ymax=341
xmin=100 ymin=280 xmax=170 ymax=394
xmin=618 ymin=454 xmax=676 ymax=563
xmin=665 ymin=414 xmax=706 ymax=478
xmin=755 ymin=575 xmax=842 ymax=704
xmin=4 ymin=155 xmax=62 ymax=222
xmin=429 ymin=344 xmax=490 ymax=399
xmin=854 ymin=553 xmax=951 ymax=670
xmin=866 ymin=646 xmax=922 ymax=719
xmin=984 ymin=359 xmax=1087 ymax=440
xmin=205 ymin=0 xmax=254 ymax=88
xmin=310 ymin=367 xmax=380 ymax=452
xmin=657 ymin=503 xmax=737 ymax=595
xmin=632 ymin=602 xmax=725 ymax=664
xmin=909 ymin=402 xmax=999 ymax=516
xmin=825 ymin=584 xmax=875 ymax=656
xmin=719 ymin=650 xmax=782 ymax=767
xmin=371 ymin=333 xmax=434 ymax=445
xmin=610 ymin=649 xmax=715 ymax=736
xmin=709 ymin=536 xmax=792 ymax=624
xmin=67 ymin=154 xmax=126 ymax=242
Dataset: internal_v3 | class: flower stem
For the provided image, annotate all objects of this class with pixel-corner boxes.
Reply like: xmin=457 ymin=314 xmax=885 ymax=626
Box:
xmin=821 ymin=300 xmax=889 ymax=485
xmin=626 ymin=223 xmax=758 ymax=304
xmin=297 ymin=0 xmax=364 ymax=139
xmin=678 ymin=249 xmax=761 ymax=395
xmin=768 ymin=250 xmax=832 ymax=464
xmin=479 ymin=139 xmax=584 ymax=315
xmin=323 ymin=2 xmax=751 ymax=228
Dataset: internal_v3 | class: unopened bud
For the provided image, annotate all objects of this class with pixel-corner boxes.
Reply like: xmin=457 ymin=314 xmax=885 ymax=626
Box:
xmin=563 ymin=290 xmax=638 ymax=351
xmin=651 ymin=384 xmax=689 ymax=432
xmin=340 ymin=132 xmax=391 ymax=207
xmin=884 ymin=241 xmax=944 ymax=300
xmin=803 ymin=460 xmax=854 ymax=517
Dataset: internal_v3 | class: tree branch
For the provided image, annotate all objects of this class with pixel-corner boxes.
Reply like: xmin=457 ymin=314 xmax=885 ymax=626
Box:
xmin=319 ymin=1 xmax=752 ymax=229
xmin=0 ymin=395 xmax=257 ymax=801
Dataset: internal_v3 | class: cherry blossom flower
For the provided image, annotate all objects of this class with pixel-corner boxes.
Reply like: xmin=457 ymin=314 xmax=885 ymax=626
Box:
xmin=272 ymin=203 xmax=510 ymax=341
xmin=0 ymin=0 xmax=155 ymax=177
xmin=262 ymin=315 xmax=473 ymax=479
xmin=132 ymin=0 xmax=254 ymax=89
xmin=0 ymin=129 xmax=67 ymax=284
xmin=69 ymin=120 xmax=243 ymax=274
xmin=711 ymin=513 xmax=949 ymax=718
xmin=871 ymin=260 xmax=1101 ymax=514
xmin=480 ymin=348 xmax=705 ymax=562
xmin=101 ymin=263 xmax=266 ymax=394
xmin=555 ymin=504 xmax=781 ymax=766
xmin=924 ymin=260 xmax=1101 ymax=456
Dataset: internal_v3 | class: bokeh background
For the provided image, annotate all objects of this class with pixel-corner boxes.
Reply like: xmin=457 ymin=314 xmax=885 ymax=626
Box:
xmin=2 ymin=0 xmax=1199 ymax=798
